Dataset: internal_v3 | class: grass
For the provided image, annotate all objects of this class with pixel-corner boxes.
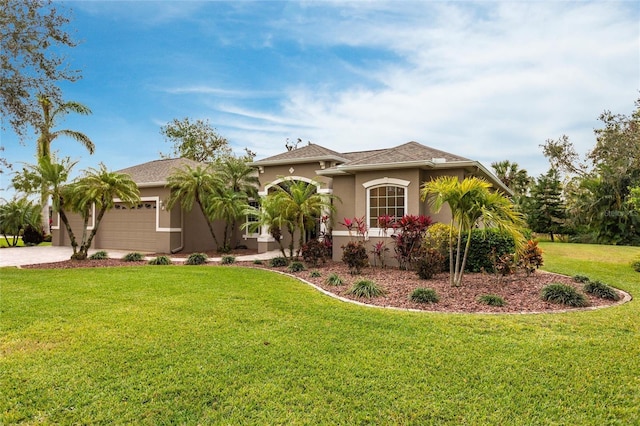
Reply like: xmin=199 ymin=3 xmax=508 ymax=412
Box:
xmin=0 ymin=238 xmax=51 ymax=248
xmin=1 ymin=242 xmax=639 ymax=424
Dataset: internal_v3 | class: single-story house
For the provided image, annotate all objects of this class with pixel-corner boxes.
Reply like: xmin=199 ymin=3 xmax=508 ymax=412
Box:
xmin=52 ymin=141 xmax=509 ymax=258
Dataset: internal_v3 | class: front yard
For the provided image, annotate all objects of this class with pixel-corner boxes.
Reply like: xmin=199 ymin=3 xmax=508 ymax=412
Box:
xmin=1 ymin=243 xmax=639 ymax=424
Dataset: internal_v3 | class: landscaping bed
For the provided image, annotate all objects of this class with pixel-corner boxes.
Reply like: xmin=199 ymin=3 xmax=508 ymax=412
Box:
xmin=22 ymin=258 xmax=626 ymax=313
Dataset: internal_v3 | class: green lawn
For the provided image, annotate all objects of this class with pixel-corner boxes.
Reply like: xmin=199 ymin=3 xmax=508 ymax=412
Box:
xmin=2 ymin=243 xmax=639 ymax=424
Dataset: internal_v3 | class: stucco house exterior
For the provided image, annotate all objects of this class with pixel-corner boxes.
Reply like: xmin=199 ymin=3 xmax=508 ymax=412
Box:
xmin=52 ymin=141 xmax=508 ymax=258
xmin=249 ymin=141 xmax=510 ymax=261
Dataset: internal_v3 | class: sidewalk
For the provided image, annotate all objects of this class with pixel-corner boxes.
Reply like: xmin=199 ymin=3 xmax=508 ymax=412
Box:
xmin=0 ymin=246 xmax=282 ymax=267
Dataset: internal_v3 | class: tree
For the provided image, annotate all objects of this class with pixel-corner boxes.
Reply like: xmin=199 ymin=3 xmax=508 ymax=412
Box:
xmin=243 ymin=195 xmax=289 ymax=258
xmin=421 ymin=176 xmax=525 ymax=287
xmin=206 ymin=188 xmax=249 ymax=253
xmin=160 ymin=118 xmax=231 ymax=162
xmin=34 ymin=96 xmax=94 ymax=232
xmin=165 ymin=164 xmax=222 ymax=249
xmin=1 ymin=0 xmax=80 ymax=139
xmin=67 ymin=164 xmax=140 ymax=260
xmin=526 ymin=169 xmax=567 ymax=241
xmin=267 ymin=178 xmax=337 ymax=259
xmin=491 ymin=160 xmax=531 ymax=196
xmin=541 ymin=98 xmax=640 ymax=245
xmin=0 ymin=197 xmax=41 ymax=246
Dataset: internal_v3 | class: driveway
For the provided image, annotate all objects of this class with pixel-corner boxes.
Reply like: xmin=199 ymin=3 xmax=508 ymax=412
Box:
xmin=0 ymin=246 xmax=132 ymax=267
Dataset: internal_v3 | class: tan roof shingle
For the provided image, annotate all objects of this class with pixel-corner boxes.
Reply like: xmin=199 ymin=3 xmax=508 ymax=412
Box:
xmin=117 ymin=158 xmax=201 ymax=185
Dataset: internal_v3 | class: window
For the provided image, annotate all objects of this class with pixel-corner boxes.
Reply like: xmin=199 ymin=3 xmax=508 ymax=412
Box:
xmin=245 ymin=200 xmax=260 ymax=236
xmin=368 ymin=185 xmax=406 ymax=228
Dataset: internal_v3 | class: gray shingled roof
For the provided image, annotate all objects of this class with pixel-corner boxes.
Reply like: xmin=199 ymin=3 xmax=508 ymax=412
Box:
xmin=117 ymin=158 xmax=201 ymax=185
xmin=250 ymin=143 xmax=348 ymax=166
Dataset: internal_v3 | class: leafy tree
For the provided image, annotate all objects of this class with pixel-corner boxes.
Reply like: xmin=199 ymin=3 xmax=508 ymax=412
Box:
xmin=67 ymin=164 xmax=140 ymax=260
xmin=160 ymin=118 xmax=231 ymax=162
xmin=1 ymin=0 xmax=80 ymax=139
xmin=526 ymin=169 xmax=567 ymax=241
xmin=541 ymin=98 xmax=640 ymax=245
xmin=206 ymin=188 xmax=249 ymax=253
xmin=165 ymin=164 xmax=222 ymax=249
xmin=491 ymin=160 xmax=531 ymax=196
xmin=0 ymin=197 xmax=41 ymax=246
xmin=421 ymin=176 xmax=525 ymax=287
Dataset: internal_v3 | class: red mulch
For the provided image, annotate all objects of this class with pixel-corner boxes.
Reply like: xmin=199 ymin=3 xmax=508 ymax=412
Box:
xmin=22 ymin=258 xmax=626 ymax=314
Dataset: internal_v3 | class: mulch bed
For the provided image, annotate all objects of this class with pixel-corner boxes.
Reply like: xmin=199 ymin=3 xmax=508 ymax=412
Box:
xmin=21 ymin=258 xmax=627 ymax=314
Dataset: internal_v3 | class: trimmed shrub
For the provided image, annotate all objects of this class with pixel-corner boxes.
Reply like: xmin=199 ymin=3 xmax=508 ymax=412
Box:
xmin=341 ymin=241 xmax=369 ymax=274
xmin=22 ymin=225 xmax=44 ymax=245
xmin=221 ymin=255 xmax=236 ymax=265
xmin=288 ymin=261 xmax=305 ymax=272
xmin=269 ymin=256 xmax=289 ymax=267
xmin=459 ymin=229 xmax=516 ymax=273
xmin=123 ymin=252 xmax=144 ymax=262
xmin=325 ymin=273 xmax=344 ymax=286
xmin=89 ymin=251 xmax=109 ymax=260
xmin=409 ymin=287 xmax=439 ymax=304
xmin=424 ymin=222 xmax=453 ymax=270
xmin=416 ymin=248 xmax=444 ymax=279
xmin=347 ymin=279 xmax=386 ymax=298
xmin=478 ymin=294 xmax=505 ymax=307
xmin=573 ymin=275 xmax=590 ymax=283
xmin=148 ymin=255 xmax=171 ymax=265
xmin=541 ymin=283 xmax=589 ymax=307
xmin=310 ymin=270 xmax=321 ymax=278
xmin=584 ymin=280 xmax=620 ymax=301
xmin=186 ymin=252 xmax=208 ymax=265
xmin=301 ymin=239 xmax=328 ymax=266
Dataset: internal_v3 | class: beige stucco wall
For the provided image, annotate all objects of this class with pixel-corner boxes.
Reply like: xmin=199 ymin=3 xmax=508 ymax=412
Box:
xmin=257 ymin=162 xmax=332 ymax=193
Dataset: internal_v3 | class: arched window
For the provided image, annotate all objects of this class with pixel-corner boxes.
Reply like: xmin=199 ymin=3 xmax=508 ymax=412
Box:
xmin=363 ymin=178 xmax=410 ymax=229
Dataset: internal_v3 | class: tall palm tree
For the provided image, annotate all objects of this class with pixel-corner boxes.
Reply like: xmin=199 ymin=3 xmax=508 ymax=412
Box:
xmin=242 ymin=195 xmax=290 ymax=258
xmin=165 ymin=164 xmax=222 ymax=249
xmin=215 ymin=156 xmax=259 ymax=198
xmin=421 ymin=176 xmax=525 ymax=287
xmin=491 ymin=160 xmax=531 ymax=195
xmin=35 ymin=96 xmax=94 ymax=233
xmin=269 ymin=178 xmax=337 ymax=259
xmin=206 ymin=188 xmax=250 ymax=253
xmin=68 ymin=164 xmax=140 ymax=260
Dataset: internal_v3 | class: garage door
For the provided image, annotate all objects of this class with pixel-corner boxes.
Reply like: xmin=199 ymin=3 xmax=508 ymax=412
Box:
xmin=99 ymin=201 xmax=157 ymax=251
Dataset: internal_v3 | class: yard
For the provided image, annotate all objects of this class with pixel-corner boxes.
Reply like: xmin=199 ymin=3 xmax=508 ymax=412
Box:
xmin=1 ymin=243 xmax=639 ymax=424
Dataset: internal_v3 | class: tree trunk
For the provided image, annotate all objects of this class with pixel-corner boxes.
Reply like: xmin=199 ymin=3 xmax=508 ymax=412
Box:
xmin=456 ymin=228 xmax=474 ymax=287
xmin=453 ymin=226 xmax=464 ymax=286
xmin=197 ymin=199 xmax=219 ymax=249
xmin=58 ymin=208 xmax=79 ymax=256
xmin=549 ymin=232 xmax=555 ymax=242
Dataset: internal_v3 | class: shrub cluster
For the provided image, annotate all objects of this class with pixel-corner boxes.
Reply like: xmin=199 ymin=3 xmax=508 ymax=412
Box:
xmin=416 ymin=248 xmax=444 ymax=279
xmin=186 ymin=253 xmax=208 ymax=265
xmin=301 ymin=239 xmax=329 ymax=266
xmin=583 ymin=280 xmax=620 ymax=301
xmin=347 ymin=279 xmax=385 ymax=298
xmin=122 ymin=252 xmax=144 ymax=262
xmin=310 ymin=270 xmax=321 ymax=278
xmin=541 ymin=283 xmax=589 ymax=307
xmin=325 ymin=273 xmax=344 ymax=286
xmin=389 ymin=215 xmax=432 ymax=270
xmin=148 ymin=255 xmax=171 ymax=265
xmin=221 ymin=255 xmax=236 ymax=265
xmin=409 ymin=287 xmax=439 ymax=303
xmin=341 ymin=241 xmax=368 ymax=274
xmin=518 ymin=240 xmax=544 ymax=276
xmin=89 ymin=251 xmax=109 ymax=260
xmin=288 ymin=261 xmax=305 ymax=272
xmin=22 ymin=225 xmax=44 ymax=246
xmin=459 ymin=229 xmax=516 ymax=273
xmin=478 ymin=294 xmax=505 ymax=307
xmin=269 ymin=256 xmax=289 ymax=267
xmin=492 ymin=251 xmax=516 ymax=277
xmin=632 ymin=257 xmax=640 ymax=273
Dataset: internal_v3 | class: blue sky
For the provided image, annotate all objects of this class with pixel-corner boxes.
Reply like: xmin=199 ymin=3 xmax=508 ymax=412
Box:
xmin=2 ymin=1 xmax=639 ymax=198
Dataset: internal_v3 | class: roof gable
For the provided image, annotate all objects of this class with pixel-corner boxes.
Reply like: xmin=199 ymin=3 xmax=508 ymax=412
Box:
xmin=250 ymin=143 xmax=348 ymax=166
xmin=117 ymin=158 xmax=201 ymax=185
xmin=343 ymin=142 xmax=469 ymax=167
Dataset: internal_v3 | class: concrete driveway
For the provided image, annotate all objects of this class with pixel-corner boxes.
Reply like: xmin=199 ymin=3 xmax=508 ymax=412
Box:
xmin=0 ymin=246 xmax=132 ymax=267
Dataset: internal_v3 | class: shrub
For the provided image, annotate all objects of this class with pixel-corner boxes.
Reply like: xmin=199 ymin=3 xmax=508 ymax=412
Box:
xmin=310 ymin=270 xmax=321 ymax=278
xmin=43 ymin=234 xmax=52 ymax=243
xmin=409 ymin=287 xmax=439 ymax=303
xmin=269 ymin=256 xmax=289 ymax=267
xmin=370 ymin=240 xmax=389 ymax=268
xmin=584 ymin=280 xmax=620 ymax=301
xmin=253 ymin=259 xmax=263 ymax=265
xmin=123 ymin=252 xmax=144 ymax=262
xmin=416 ymin=248 xmax=444 ymax=279
xmin=459 ymin=229 xmax=516 ymax=273
xmin=541 ymin=283 xmax=589 ymax=307
xmin=389 ymin=214 xmax=432 ymax=270
xmin=631 ymin=257 xmax=640 ymax=273
xmin=186 ymin=253 xmax=208 ymax=265
xmin=22 ymin=225 xmax=44 ymax=245
xmin=518 ymin=240 xmax=544 ymax=276
xmin=148 ymin=255 xmax=172 ymax=265
xmin=325 ymin=273 xmax=344 ymax=286
xmin=341 ymin=241 xmax=369 ymax=274
xmin=492 ymin=251 xmax=516 ymax=277
xmin=301 ymin=239 xmax=328 ymax=266
xmin=478 ymin=294 xmax=505 ymax=307
xmin=347 ymin=279 xmax=386 ymax=298
xmin=221 ymin=255 xmax=236 ymax=265
xmin=89 ymin=251 xmax=109 ymax=260
xmin=288 ymin=261 xmax=305 ymax=272
xmin=573 ymin=275 xmax=590 ymax=283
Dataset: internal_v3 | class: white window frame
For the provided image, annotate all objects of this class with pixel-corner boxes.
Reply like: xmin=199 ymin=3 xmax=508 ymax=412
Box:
xmin=363 ymin=178 xmax=410 ymax=234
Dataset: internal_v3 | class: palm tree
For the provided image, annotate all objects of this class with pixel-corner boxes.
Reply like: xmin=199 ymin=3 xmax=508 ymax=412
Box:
xmin=35 ymin=96 xmax=94 ymax=233
xmin=0 ymin=198 xmax=41 ymax=246
xmin=206 ymin=188 xmax=250 ymax=253
xmin=68 ymin=164 xmax=140 ymax=260
xmin=165 ymin=164 xmax=223 ymax=249
xmin=269 ymin=178 xmax=337 ymax=259
xmin=242 ymin=195 xmax=290 ymax=258
xmin=421 ymin=176 xmax=525 ymax=287
xmin=215 ymin=156 xmax=259 ymax=198
xmin=491 ymin=160 xmax=531 ymax=195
